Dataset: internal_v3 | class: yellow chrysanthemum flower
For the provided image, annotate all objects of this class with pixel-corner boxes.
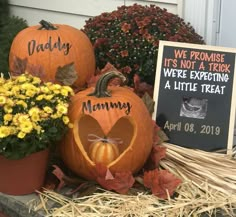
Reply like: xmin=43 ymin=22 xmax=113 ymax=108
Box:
xmin=43 ymin=106 xmax=53 ymax=114
xmin=32 ymin=77 xmax=41 ymax=84
xmin=29 ymin=107 xmax=40 ymax=116
xmin=0 ymin=126 xmax=11 ymax=138
xmin=36 ymin=94 xmax=44 ymax=101
xmin=50 ymin=84 xmax=62 ymax=90
xmin=52 ymin=89 xmax=60 ymax=95
xmin=3 ymin=104 xmax=13 ymax=113
xmin=60 ymin=88 xmax=70 ymax=97
xmin=0 ymin=95 xmax=7 ymax=105
xmin=6 ymin=98 xmax=14 ymax=106
xmin=25 ymin=89 xmax=37 ymax=97
xmin=16 ymin=75 xmax=27 ymax=83
xmin=16 ymin=100 xmax=28 ymax=108
xmin=31 ymin=113 xmax=40 ymax=122
xmin=4 ymin=114 xmax=13 ymax=122
xmin=62 ymin=116 xmax=70 ymax=124
xmin=19 ymin=120 xmax=33 ymax=133
xmin=11 ymin=85 xmax=20 ymax=94
xmin=44 ymin=94 xmax=54 ymax=100
xmin=51 ymin=113 xmax=60 ymax=119
xmin=40 ymin=86 xmax=50 ymax=94
xmin=18 ymin=114 xmax=30 ymax=123
xmin=32 ymin=123 xmax=42 ymax=134
xmin=17 ymin=131 xmax=26 ymax=139
xmin=40 ymin=112 xmax=49 ymax=118
xmin=16 ymin=94 xmax=27 ymax=100
xmin=56 ymin=104 xmax=68 ymax=114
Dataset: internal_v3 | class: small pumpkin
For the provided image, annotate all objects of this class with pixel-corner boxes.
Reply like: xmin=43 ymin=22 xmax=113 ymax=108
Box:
xmin=60 ymin=71 xmax=154 ymax=180
xmin=88 ymin=138 xmax=120 ymax=165
xmin=9 ymin=20 xmax=95 ymax=88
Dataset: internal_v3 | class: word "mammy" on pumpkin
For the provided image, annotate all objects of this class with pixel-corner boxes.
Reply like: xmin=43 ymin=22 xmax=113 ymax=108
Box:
xmin=82 ymin=100 xmax=132 ymax=115
xmin=28 ymin=36 xmax=72 ymax=56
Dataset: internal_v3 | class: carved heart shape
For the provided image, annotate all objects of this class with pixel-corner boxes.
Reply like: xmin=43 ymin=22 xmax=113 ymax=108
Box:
xmin=73 ymin=114 xmax=135 ymax=166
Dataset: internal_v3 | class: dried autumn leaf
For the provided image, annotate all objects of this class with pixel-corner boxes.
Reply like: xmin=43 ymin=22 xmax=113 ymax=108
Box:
xmin=153 ymin=121 xmax=161 ymax=145
xmin=156 ymin=170 xmax=182 ymax=199
xmin=157 ymin=129 xmax=169 ymax=144
xmin=151 ymin=145 xmax=167 ymax=168
xmin=143 ymin=169 xmax=159 ymax=194
xmin=143 ymin=169 xmax=182 ymax=199
xmin=142 ymin=92 xmax=155 ymax=115
xmin=94 ymin=163 xmax=108 ymax=178
xmin=52 ymin=165 xmax=66 ymax=190
xmin=55 ymin=62 xmax=78 ymax=86
xmin=133 ymin=74 xmax=154 ymax=97
xmin=95 ymin=163 xmax=135 ymax=194
xmin=87 ymin=62 xmax=122 ymax=87
xmin=52 ymin=165 xmax=88 ymax=191
xmin=144 ymin=144 xmax=167 ymax=170
xmin=86 ymin=73 xmax=101 ymax=88
xmin=100 ymin=62 xmax=119 ymax=74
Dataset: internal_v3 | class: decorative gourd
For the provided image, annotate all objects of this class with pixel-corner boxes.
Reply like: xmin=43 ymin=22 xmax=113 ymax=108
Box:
xmin=88 ymin=139 xmax=120 ymax=165
xmin=9 ymin=20 xmax=95 ymax=88
xmin=60 ymin=71 xmax=154 ymax=180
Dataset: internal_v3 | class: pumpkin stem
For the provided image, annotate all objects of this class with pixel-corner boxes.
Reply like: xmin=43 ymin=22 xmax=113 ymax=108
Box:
xmin=88 ymin=71 xmax=127 ymax=98
xmin=38 ymin=20 xmax=57 ymax=30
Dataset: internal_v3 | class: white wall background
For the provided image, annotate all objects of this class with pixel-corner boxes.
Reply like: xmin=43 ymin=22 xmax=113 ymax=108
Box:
xmin=9 ymin=0 xmax=223 ymax=46
xmin=9 ymin=0 xmax=182 ymax=29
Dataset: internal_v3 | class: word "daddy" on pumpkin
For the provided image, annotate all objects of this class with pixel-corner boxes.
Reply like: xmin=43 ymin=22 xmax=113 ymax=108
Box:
xmin=82 ymin=100 xmax=132 ymax=115
xmin=28 ymin=36 xmax=72 ymax=56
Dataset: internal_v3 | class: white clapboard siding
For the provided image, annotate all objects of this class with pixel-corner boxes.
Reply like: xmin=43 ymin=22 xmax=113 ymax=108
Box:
xmin=9 ymin=0 xmax=181 ymax=29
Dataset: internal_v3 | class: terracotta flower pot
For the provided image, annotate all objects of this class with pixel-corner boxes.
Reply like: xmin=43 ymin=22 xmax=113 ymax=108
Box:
xmin=0 ymin=149 xmax=49 ymax=195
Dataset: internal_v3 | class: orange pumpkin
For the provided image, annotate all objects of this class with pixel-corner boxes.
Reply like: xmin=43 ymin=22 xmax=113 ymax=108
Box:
xmin=88 ymin=139 xmax=120 ymax=165
xmin=60 ymin=71 xmax=154 ymax=180
xmin=9 ymin=20 xmax=95 ymax=88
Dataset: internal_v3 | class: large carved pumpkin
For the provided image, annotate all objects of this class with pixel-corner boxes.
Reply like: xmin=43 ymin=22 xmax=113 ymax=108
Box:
xmin=60 ymin=71 xmax=154 ymax=180
xmin=9 ymin=20 xmax=95 ymax=88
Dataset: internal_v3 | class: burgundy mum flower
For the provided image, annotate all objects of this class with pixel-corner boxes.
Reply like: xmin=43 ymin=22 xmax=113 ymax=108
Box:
xmin=83 ymin=3 xmax=204 ymax=86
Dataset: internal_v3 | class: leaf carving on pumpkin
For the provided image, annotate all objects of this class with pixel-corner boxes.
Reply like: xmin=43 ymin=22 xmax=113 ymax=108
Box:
xmin=95 ymin=163 xmax=135 ymax=194
xmin=143 ymin=169 xmax=182 ymax=199
xmin=55 ymin=62 xmax=78 ymax=86
xmin=11 ymin=56 xmax=28 ymax=76
xmin=142 ymin=92 xmax=155 ymax=115
xmin=26 ymin=63 xmax=46 ymax=81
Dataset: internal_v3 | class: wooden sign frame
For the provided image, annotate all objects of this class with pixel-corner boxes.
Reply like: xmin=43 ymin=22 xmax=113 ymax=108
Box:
xmin=152 ymin=40 xmax=236 ymax=155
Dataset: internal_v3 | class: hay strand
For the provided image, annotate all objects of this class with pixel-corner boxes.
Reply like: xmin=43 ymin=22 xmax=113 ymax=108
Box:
xmin=35 ymin=142 xmax=236 ymax=216
xmin=160 ymin=142 xmax=236 ymax=195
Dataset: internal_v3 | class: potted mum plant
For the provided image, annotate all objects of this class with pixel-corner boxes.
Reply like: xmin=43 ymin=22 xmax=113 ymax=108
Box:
xmin=83 ymin=4 xmax=204 ymax=95
xmin=0 ymin=72 xmax=74 ymax=195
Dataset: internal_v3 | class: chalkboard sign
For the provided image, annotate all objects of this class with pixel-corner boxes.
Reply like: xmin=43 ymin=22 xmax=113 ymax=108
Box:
xmin=153 ymin=41 xmax=236 ymax=154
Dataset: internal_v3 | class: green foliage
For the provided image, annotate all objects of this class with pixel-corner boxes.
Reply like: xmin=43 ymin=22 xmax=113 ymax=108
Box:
xmin=83 ymin=4 xmax=205 ymax=86
xmin=0 ymin=0 xmax=9 ymax=27
xmin=0 ymin=16 xmax=28 ymax=75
